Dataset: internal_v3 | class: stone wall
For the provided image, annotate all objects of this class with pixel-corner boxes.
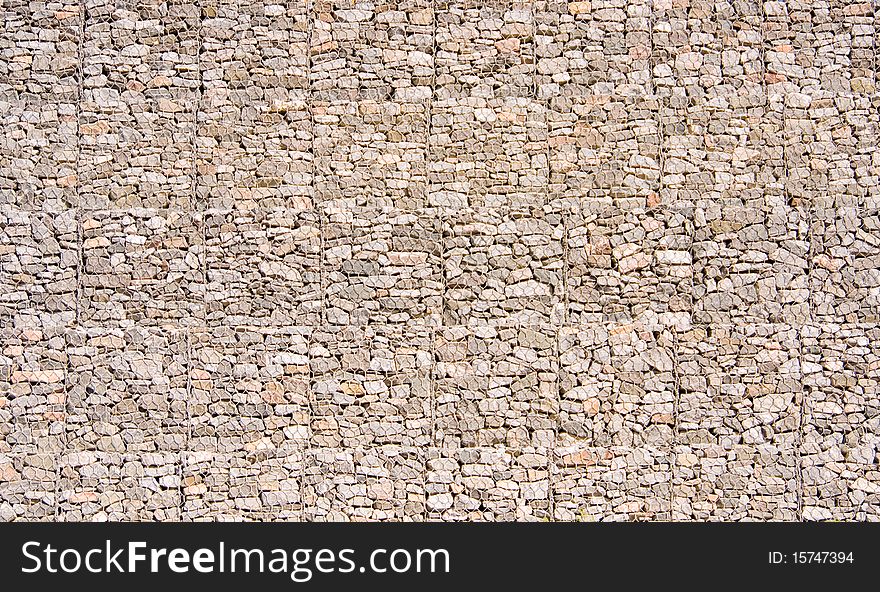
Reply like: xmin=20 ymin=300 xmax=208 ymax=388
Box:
xmin=1 ymin=0 xmax=879 ymax=521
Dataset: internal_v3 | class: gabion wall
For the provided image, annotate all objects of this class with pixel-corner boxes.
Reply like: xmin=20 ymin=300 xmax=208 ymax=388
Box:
xmin=1 ymin=0 xmax=879 ymax=521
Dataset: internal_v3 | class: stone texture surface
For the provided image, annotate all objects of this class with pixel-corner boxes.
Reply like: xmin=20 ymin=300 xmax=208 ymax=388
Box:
xmin=672 ymin=443 xmax=799 ymax=521
xmin=810 ymin=207 xmax=880 ymax=323
xmin=2 ymin=1 xmax=879 ymax=522
xmin=0 ymin=452 xmax=57 ymax=521
xmin=0 ymin=2 xmax=80 ymax=211
xmin=57 ymin=451 xmax=181 ymax=521
xmin=303 ymin=445 xmax=426 ymax=521
xmin=65 ymin=327 xmax=188 ymax=453
xmin=316 ymin=100 xmax=429 ymax=209
xmin=692 ymin=204 xmax=810 ymax=325
xmin=182 ymin=449 xmax=303 ymax=521
xmin=310 ymin=325 xmax=432 ymax=448
xmin=801 ymin=323 xmax=880 ymax=520
xmin=565 ymin=204 xmax=693 ymax=326
xmin=426 ymin=446 xmax=550 ymax=520
xmin=553 ymin=444 xmax=670 ymax=521
xmin=198 ymin=1 xmax=311 ymax=210
xmin=548 ymin=94 xmax=661 ymax=209
xmin=204 ymin=208 xmax=321 ymax=326
xmin=323 ymin=208 xmax=442 ymax=326
xmin=443 ymin=206 xmax=566 ymax=326
xmin=535 ymin=0 xmax=652 ymax=100
xmin=80 ymin=209 xmax=205 ymax=326
xmin=429 ymin=96 xmax=548 ymax=208
xmin=0 ymin=209 xmax=79 ymax=329
xmin=0 ymin=327 xmax=67 ymax=456
xmin=312 ymin=0 xmax=434 ymax=102
xmin=785 ymin=92 xmax=878 ymax=208
xmin=558 ymin=322 xmax=675 ymax=448
xmin=677 ymin=323 xmax=802 ymax=449
xmin=79 ymin=0 xmax=199 ymax=209
xmin=189 ymin=326 xmax=311 ymax=454
xmin=435 ymin=0 xmax=534 ymax=99
xmin=434 ymin=325 xmax=557 ymax=448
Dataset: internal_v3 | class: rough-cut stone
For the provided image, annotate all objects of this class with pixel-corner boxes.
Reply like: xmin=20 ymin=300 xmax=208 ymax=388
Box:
xmin=565 ymin=205 xmax=692 ymax=326
xmin=182 ymin=449 xmax=303 ymax=521
xmin=764 ymin=0 xmax=876 ymax=96
xmin=654 ymin=1 xmax=786 ymax=208
xmin=434 ymin=1 xmax=534 ymax=99
xmin=672 ymin=443 xmax=799 ymax=521
xmin=204 ymin=208 xmax=321 ymax=326
xmin=323 ymin=208 xmax=442 ymax=326
xmin=189 ymin=326 xmax=311 ymax=454
xmin=57 ymin=451 xmax=181 ymax=521
xmin=692 ymin=204 xmax=810 ymax=325
xmin=801 ymin=323 xmax=880 ymax=520
xmin=535 ymin=0 xmax=652 ymax=99
xmin=810 ymin=208 xmax=880 ymax=323
xmin=652 ymin=1 xmax=722 ymax=103
xmin=311 ymin=0 xmax=434 ymax=101
xmin=548 ymin=94 xmax=660 ymax=209
xmin=786 ymin=92 xmax=878 ymax=207
xmin=0 ymin=327 xmax=67 ymax=455
xmin=198 ymin=1 xmax=311 ymax=209
xmin=316 ymin=100 xmax=428 ymax=209
xmin=443 ymin=207 xmax=565 ymax=326
xmin=80 ymin=209 xmax=205 ymax=326
xmin=430 ymin=96 xmax=548 ymax=209
xmin=310 ymin=326 xmax=432 ymax=448
xmin=0 ymin=2 xmax=80 ymax=210
xmin=79 ymin=0 xmax=199 ymax=208
xmin=3 ymin=0 xmax=880 ymax=524
xmin=0 ymin=453 xmax=57 ymax=521
xmin=65 ymin=327 xmax=188 ymax=453
xmin=677 ymin=324 xmax=801 ymax=449
xmin=553 ymin=445 xmax=671 ymax=521
xmin=558 ymin=323 xmax=675 ymax=448
xmin=303 ymin=446 xmax=426 ymax=521
xmin=434 ymin=325 xmax=557 ymax=448
xmin=426 ymin=447 xmax=550 ymax=521
xmin=0 ymin=209 xmax=78 ymax=328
